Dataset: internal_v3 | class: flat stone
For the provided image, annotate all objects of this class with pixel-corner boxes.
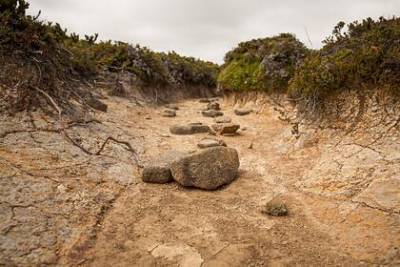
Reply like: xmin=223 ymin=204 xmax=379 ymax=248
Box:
xmin=165 ymin=104 xmax=179 ymax=110
xmin=87 ymin=97 xmax=108 ymax=112
xmin=234 ymin=108 xmax=253 ymax=116
xmin=207 ymin=102 xmax=220 ymax=111
xmin=162 ymin=109 xmax=176 ymax=117
xmin=197 ymin=138 xmax=227 ymax=149
xmin=170 ymin=123 xmax=210 ymax=135
xmin=211 ymin=123 xmax=240 ymax=135
xmin=171 ymin=147 xmax=240 ymax=190
xmin=142 ymin=151 xmax=187 ymax=184
xmin=214 ymin=117 xmax=232 ymax=123
xmin=199 ymin=98 xmax=211 ymax=103
xmin=202 ymin=110 xmax=224 ymax=118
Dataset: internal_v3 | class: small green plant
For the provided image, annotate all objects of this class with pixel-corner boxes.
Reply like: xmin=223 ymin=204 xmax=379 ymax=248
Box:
xmin=261 ymin=199 xmax=288 ymax=217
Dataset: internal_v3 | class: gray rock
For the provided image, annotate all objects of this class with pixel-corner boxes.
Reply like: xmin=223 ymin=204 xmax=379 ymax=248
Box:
xmin=197 ymin=138 xmax=227 ymax=149
xmin=165 ymin=104 xmax=179 ymax=110
xmin=170 ymin=123 xmax=210 ymax=135
xmin=214 ymin=117 xmax=232 ymax=123
xmin=261 ymin=198 xmax=288 ymax=217
xmin=207 ymin=102 xmax=220 ymax=111
xmin=211 ymin=123 xmax=240 ymax=135
xmin=87 ymin=97 xmax=108 ymax=112
xmin=162 ymin=109 xmax=176 ymax=117
xmin=199 ymin=98 xmax=211 ymax=103
xmin=170 ymin=147 xmax=240 ymax=190
xmin=234 ymin=108 xmax=253 ymax=116
xmin=202 ymin=110 xmax=224 ymax=118
xmin=142 ymin=151 xmax=187 ymax=184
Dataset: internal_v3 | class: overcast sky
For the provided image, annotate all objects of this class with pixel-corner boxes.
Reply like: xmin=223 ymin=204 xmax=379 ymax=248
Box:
xmin=28 ymin=0 xmax=400 ymax=63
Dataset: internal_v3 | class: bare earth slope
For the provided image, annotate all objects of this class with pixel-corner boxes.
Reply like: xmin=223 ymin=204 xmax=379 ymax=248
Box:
xmin=0 ymin=95 xmax=399 ymax=266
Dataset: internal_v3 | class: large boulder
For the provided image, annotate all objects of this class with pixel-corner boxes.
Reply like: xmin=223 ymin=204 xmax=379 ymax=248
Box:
xmin=162 ymin=109 xmax=177 ymax=117
xmin=197 ymin=138 xmax=227 ymax=149
xmin=142 ymin=151 xmax=186 ymax=184
xmin=170 ymin=147 xmax=240 ymax=190
xmin=170 ymin=123 xmax=210 ymax=135
xmin=234 ymin=108 xmax=253 ymax=116
xmin=202 ymin=110 xmax=224 ymax=118
xmin=211 ymin=123 xmax=240 ymax=135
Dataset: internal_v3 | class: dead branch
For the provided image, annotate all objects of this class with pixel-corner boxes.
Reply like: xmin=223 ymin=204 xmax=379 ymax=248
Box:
xmin=32 ymin=86 xmax=62 ymax=116
xmin=95 ymin=137 xmax=139 ymax=162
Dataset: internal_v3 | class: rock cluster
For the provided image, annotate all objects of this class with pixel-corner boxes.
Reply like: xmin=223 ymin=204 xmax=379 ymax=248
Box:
xmin=142 ymin=147 xmax=240 ymax=190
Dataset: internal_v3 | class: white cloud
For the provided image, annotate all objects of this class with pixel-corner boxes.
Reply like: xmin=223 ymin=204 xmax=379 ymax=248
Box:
xmin=28 ymin=0 xmax=400 ymax=63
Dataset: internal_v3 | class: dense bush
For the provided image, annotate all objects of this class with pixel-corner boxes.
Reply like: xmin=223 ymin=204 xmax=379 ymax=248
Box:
xmin=218 ymin=33 xmax=309 ymax=92
xmin=0 ymin=0 xmax=219 ymax=113
xmin=288 ymin=17 xmax=400 ymax=99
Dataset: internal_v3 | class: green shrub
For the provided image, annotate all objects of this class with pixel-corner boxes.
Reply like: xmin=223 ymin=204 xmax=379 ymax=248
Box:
xmin=289 ymin=17 xmax=400 ymax=99
xmin=218 ymin=33 xmax=309 ymax=92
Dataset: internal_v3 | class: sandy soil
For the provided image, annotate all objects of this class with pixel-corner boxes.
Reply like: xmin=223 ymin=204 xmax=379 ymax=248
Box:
xmin=1 ymin=96 xmax=399 ymax=266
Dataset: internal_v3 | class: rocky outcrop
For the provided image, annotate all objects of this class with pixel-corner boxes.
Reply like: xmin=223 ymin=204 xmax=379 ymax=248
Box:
xmin=170 ymin=147 xmax=240 ymax=190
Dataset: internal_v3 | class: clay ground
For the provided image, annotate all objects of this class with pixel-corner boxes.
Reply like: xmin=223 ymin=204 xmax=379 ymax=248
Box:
xmin=1 ymin=96 xmax=399 ymax=266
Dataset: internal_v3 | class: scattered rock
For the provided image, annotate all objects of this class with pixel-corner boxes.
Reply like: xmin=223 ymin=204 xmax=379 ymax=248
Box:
xmin=162 ymin=109 xmax=177 ymax=117
xmin=87 ymin=97 xmax=108 ymax=112
xmin=202 ymin=110 xmax=224 ymax=118
xmin=199 ymin=98 xmax=211 ymax=103
xmin=214 ymin=117 xmax=232 ymax=123
xmin=234 ymin=108 xmax=253 ymax=116
xmin=142 ymin=151 xmax=187 ymax=184
xmin=171 ymin=147 xmax=240 ymax=190
xmin=170 ymin=123 xmax=210 ymax=135
xmin=207 ymin=102 xmax=220 ymax=111
xmin=145 ymin=116 xmax=152 ymax=120
xmin=211 ymin=123 xmax=240 ymax=135
xmin=197 ymin=138 xmax=227 ymax=149
xmin=165 ymin=104 xmax=179 ymax=110
xmin=262 ymin=198 xmax=288 ymax=217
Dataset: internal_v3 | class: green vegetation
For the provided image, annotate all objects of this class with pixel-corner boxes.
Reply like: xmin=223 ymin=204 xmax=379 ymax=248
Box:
xmin=288 ymin=17 xmax=400 ymax=99
xmin=0 ymin=0 xmax=218 ymax=113
xmin=218 ymin=33 xmax=309 ymax=92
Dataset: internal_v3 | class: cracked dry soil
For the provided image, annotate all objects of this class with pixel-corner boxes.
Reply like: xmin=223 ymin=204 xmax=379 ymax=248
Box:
xmin=1 ymin=96 xmax=399 ymax=266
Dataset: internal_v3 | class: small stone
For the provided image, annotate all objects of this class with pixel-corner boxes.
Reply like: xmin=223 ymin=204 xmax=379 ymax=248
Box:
xmin=207 ymin=102 xmax=220 ymax=111
xmin=197 ymin=138 xmax=227 ymax=149
xmin=202 ymin=110 xmax=224 ymax=118
xmin=214 ymin=117 xmax=232 ymax=123
xmin=262 ymin=198 xmax=288 ymax=217
xmin=87 ymin=97 xmax=108 ymax=112
xmin=162 ymin=109 xmax=176 ymax=117
xmin=211 ymin=123 xmax=240 ymax=135
xmin=199 ymin=98 xmax=211 ymax=103
xmin=165 ymin=104 xmax=179 ymax=110
xmin=170 ymin=123 xmax=210 ymax=135
xmin=234 ymin=108 xmax=253 ymax=116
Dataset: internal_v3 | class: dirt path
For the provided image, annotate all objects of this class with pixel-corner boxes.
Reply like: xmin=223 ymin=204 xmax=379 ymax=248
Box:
xmin=1 ymin=97 xmax=399 ymax=266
